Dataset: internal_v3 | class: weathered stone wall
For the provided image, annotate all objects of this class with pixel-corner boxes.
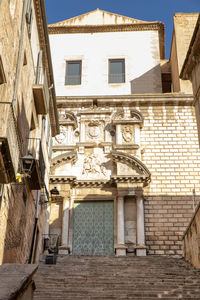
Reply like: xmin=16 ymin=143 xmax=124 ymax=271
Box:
xmin=145 ymin=196 xmax=194 ymax=256
xmin=170 ymin=13 xmax=199 ymax=93
xmin=1 ymin=185 xmax=46 ymax=264
xmin=141 ymin=104 xmax=200 ymax=196
xmin=183 ymin=202 xmax=200 ymax=268
xmin=140 ymin=103 xmax=200 ymax=255
xmin=0 ymin=0 xmax=56 ymax=264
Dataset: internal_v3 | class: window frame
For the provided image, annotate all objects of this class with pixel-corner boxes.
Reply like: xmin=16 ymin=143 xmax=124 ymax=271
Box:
xmin=108 ymin=59 xmax=125 ymax=84
xmin=65 ymin=60 xmax=82 ymax=86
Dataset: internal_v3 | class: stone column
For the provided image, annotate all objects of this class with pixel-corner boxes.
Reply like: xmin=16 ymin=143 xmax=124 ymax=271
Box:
xmin=116 ymin=196 xmax=126 ymax=256
xmin=59 ymin=197 xmax=70 ymax=255
xmin=134 ymin=124 xmax=140 ymax=145
xmin=136 ymin=191 xmax=146 ymax=256
xmin=116 ymin=124 xmax=122 ymax=145
xmin=80 ymin=120 xmax=85 ymax=142
xmin=68 ymin=125 xmax=73 ymax=144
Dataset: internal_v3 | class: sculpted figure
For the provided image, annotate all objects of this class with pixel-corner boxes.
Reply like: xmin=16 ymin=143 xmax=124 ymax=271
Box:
xmin=55 ymin=125 xmax=67 ymax=144
xmin=122 ymin=126 xmax=132 ymax=143
xmin=82 ymin=154 xmax=107 ymax=177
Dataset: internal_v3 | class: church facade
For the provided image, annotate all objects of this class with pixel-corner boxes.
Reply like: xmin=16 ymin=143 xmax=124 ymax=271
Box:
xmin=48 ymin=10 xmax=200 ymax=256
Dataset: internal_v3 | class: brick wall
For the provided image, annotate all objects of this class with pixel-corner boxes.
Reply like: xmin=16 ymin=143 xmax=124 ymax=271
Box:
xmin=139 ymin=102 xmax=200 ymax=255
xmin=141 ymin=104 xmax=200 ymax=196
xmin=145 ymin=196 xmax=195 ymax=256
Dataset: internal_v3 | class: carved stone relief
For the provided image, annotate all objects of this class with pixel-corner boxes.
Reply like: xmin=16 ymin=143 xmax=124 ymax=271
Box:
xmin=82 ymin=154 xmax=108 ymax=179
xmin=86 ymin=120 xmax=104 ymax=142
xmin=59 ymin=110 xmax=77 ymax=124
xmin=122 ymin=125 xmax=134 ymax=143
xmin=55 ymin=125 xmax=68 ymax=144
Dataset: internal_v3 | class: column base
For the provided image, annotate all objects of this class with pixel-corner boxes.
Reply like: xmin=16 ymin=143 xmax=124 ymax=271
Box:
xmin=136 ymin=245 xmax=147 ymax=256
xmin=59 ymin=245 xmax=70 ymax=255
xmin=115 ymin=244 xmax=127 ymax=256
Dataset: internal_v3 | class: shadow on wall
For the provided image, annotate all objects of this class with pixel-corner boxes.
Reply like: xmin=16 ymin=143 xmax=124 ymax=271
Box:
xmin=2 ymin=99 xmax=33 ymax=263
xmin=130 ymin=65 xmax=162 ymax=94
xmin=49 ymin=199 xmax=63 ymax=246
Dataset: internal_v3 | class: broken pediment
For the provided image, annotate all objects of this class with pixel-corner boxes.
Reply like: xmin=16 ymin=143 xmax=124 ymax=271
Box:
xmin=49 ymin=9 xmax=153 ymax=27
xmin=58 ymin=110 xmax=77 ymax=127
xmin=51 ymin=151 xmax=77 ymax=169
xmin=50 ymin=150 xmax=150 ymax=185
xmin=111 ymin=151 xmax=151 ymax=183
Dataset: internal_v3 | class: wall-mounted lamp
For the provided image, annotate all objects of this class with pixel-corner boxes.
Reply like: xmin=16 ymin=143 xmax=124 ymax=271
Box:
xmin=21 ymin=153 xmax=35 ymax=175
xmin=50 ymin=186 xmax=59 ymax=197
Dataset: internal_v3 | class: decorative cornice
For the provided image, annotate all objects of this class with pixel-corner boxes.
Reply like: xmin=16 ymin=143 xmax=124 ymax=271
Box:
xmin=53 ymin=145 xmax=76 ymax=151
xmin=113 ymin=120 xmax=142 ymax=125
xmin=56 ymin=94 xmax=194 ymax=108
xmin=49 ymin=176 xmax=149 ymax=187
xmin=111 ymin=175 xmax=148 ymax=183
xmin=76 ymin=142 xmax=97 ymax=148
xmin=48 ymin=23 xmax=163 ymax=34
xmin=48 ymin=22 xmax=165 ymax=59
xmin=50 ymin=176 xmax=76 ymax=184
xmin=113 ymin=145 xmax=139 ymax=150
xmin=77 ymin=109 xmax=112 ymax=115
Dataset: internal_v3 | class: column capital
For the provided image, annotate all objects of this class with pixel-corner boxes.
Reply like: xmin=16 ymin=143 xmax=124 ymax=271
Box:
xmin=117 ymin=195 xmax=124 ymax=201
xmin=135 ymin=187 xmax=143 ymax=199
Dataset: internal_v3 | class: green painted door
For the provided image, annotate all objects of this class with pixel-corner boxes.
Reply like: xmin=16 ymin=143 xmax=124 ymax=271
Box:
xmin=72 ymin=201 xmax=114 ymax=255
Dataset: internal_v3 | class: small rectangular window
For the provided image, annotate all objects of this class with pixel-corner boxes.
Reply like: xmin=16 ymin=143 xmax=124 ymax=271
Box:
xmin=109 ymin=59 xmax=125 ymax=83
xmin=65 ymin=61 xmax=81 ymax=85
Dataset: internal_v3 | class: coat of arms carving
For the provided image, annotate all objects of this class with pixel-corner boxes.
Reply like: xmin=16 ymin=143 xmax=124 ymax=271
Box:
xmin=122 ymin=126 xmax=133 ymax=143
xmin=87 ymin=120 xmax=102 ymax=140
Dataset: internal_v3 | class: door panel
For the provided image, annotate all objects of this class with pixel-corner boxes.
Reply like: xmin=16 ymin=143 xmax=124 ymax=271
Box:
xmin=72 ymin=201 xmax=114 ymax=255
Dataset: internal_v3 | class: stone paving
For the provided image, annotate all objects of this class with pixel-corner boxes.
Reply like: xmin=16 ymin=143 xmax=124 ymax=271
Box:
xmin=33 ymin=255 xmax=200 ymax=300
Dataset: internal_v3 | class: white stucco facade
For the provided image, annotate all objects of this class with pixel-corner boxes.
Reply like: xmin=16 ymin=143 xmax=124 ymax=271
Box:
xmin=50 ymin=30 xmax=162 ymax=96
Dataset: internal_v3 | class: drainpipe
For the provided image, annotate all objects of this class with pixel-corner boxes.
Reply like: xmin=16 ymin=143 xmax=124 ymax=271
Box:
xmin=28 ymin=190 xmax=40 ymax=264
xmin=12 ymin=0 xmax=28 ymax=110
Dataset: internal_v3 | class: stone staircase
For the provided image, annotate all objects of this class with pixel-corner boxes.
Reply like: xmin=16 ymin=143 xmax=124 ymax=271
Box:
xmin=33 ymin=255 xmax=200 ymax=300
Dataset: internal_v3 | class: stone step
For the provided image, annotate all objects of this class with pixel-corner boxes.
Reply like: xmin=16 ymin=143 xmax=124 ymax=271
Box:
xmin=33 ymin=256 xmax=200 ymax=300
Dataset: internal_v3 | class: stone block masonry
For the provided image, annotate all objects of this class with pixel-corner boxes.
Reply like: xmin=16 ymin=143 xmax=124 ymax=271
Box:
xmin=141 ymin=104 xmax=200 ymax=196
xmin=144 ymin=195 xmax=196 ymax=256
xmin=140 ymin=103 xmax=200 ymax=256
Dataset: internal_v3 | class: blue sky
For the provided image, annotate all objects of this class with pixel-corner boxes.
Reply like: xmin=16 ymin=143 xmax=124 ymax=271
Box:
xmin=45 ymin=0 xmax=200 ymax=59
